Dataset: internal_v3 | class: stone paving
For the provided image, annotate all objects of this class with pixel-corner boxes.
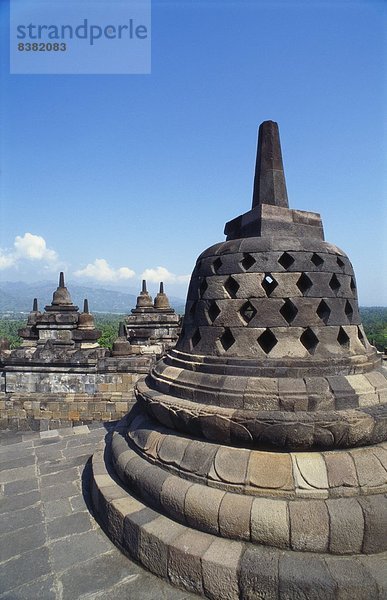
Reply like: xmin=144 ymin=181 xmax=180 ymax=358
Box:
xmin=0 ymin=424 xmax=197 ymax=599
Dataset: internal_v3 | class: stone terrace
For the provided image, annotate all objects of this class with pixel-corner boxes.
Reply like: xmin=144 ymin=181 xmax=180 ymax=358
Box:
xmin=0 ymin=425 xmax=197 ymax=599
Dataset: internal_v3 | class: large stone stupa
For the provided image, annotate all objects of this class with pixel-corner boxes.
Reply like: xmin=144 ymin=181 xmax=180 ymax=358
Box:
xmin=91 ymin=122 xmax=387 ymax=599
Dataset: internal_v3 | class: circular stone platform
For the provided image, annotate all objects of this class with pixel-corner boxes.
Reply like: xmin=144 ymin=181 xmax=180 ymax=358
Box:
xmin=91 ymin=121 xmax=387 ymax=598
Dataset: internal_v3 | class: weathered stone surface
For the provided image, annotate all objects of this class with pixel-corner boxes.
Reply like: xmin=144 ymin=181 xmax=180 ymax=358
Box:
xmin=327 ymin=497 xmax=364 ymax=554
xmin=350 ymin=449 xmax=387 ymax=488
xmin=180 ymin=439 xmax=219 ymax=477
xmin=139 ymin=515 xmax=185 ymax=578
xmin=279 ymin=553 xmax=337 ymax=600
xmin=251 ymin=497 xmax=289 ymax=548
xmin=293 ymin=452 xmax=328 ymax=489
xmin=325 ymin=556 xmax=378 ymax=599
xmin=324 ymin=451 xmax=358 ymax=488
xmin=247 ymin=450 xmax=293 ymax=489
xmin=184 ymin=483 xmax=225 ymax=534
xmin=202 ymin=538 xmax=243 ymax=600
xmin=218 ymin=493 xmax=253 ymax=540
xmin=168 ymin=529 xmax=213 ymax=594
xmin=160 ymin=475 xmax=193 ymax=524
xmin=289 ymin=499 xmax=329 ymax=552
xmin=214 ymin=445 xmax=250 ymax=484
xmin=239 ymin=546 xmax=279 ymax=600
xmin=358 ymin=495 xmax=387 ymax=553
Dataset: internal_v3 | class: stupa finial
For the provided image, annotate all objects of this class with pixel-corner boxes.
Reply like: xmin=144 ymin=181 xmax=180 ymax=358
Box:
xmin=142 ymin=279 xmax=147 ymax=293
xmin=83 ymin=299 xmax=89 ymax=314
xmin=32 ymin=298 xmax=38 ymax=312
xmin=59 ymin=272 xmax=65 ymax=288
xmin=252 ymin=120 xmax=288 ymax=209
xmin=159 ymin=282 xmax=164 ymax=294
xmin=118 ymin=321 xmax=126 ymax=338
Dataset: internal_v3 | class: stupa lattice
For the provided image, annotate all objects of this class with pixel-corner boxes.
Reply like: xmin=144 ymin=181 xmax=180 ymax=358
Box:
xmin=91 ymin=121 xmax=387 ymax=599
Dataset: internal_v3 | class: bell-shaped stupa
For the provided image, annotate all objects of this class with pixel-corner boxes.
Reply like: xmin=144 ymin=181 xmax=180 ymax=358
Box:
xmin=92 ymin=122 xmax=387 ymax=599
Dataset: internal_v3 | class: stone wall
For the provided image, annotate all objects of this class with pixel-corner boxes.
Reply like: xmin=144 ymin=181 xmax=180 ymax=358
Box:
xmin=0 ymin=357 xmax=151 ymax=431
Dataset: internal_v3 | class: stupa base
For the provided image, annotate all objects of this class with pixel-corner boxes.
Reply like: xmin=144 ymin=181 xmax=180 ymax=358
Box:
xmin=91 ymin=414 xmax=387 ymax=600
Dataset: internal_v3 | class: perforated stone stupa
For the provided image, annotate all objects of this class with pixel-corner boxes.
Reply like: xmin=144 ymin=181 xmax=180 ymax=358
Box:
xmin=91 ymin=121 xmax=387 ymax=599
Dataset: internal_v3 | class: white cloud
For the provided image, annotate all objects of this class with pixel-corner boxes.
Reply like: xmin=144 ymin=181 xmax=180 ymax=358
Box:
xmin=0 ymin=232 xmax=59 ymax=271
xmin=74 ymin=258 xmax=135 ymax=282
xmin=141 ymin=266 xmax=190 ymax=284
xmin=14 ymin=233 xmax=58 ymax=262
xmin=0 ymin=252 xmax=16 ymax=270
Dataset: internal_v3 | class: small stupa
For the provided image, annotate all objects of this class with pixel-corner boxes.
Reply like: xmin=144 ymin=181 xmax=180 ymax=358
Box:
xmin=123 ymin=280 xmax=180 ymax=355
xmin=92 ymin=122 xmax=387 ymax=599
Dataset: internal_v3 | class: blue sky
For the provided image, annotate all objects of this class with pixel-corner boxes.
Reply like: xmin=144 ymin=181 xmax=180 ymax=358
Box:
xmin=0 ymin=0 xmax=386 ymax=304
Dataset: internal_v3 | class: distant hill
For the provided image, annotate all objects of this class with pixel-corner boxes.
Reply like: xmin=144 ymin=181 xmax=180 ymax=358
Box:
xmin=0 ymin=281 xmax=185 ymax=314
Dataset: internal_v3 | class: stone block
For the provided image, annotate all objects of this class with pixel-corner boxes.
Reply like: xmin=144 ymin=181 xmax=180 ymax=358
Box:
xmin=350 ymin=449 xmax=387 ymax=488
xmin=218 ymin=492 xmax=252 ymax=540
xmin=139 ymin=515 xmax=185 ymax=579
xmin=239 ymin=546 xmax=279 ymax=600
xmin=248 ymin=450 xmax=293 ymax=490
xmin=289 ymin=499 xmax=329 ymax=552
xmin=325 ymin=556 xmax=378 ymax=599
xmin=168 ymin=529 xmax=213 ymax=594
xmin=184 ymin=483 xmax=225 ymax=535
xmin=160 ymin=475 xmax=193 ymax=524
xmin=251 ymin=497 xmax=289 ymax=548
xmin=213 ymin=446 xmax=250 ymax=485
xmin=122 ymin=506 xmax=159 ymax=561
xmin=327 ymin=497 xmax=364 ymax=554
xmin=358 ymin=494 xmax=387 ymax=553
xmin=157 ymin=433 xmax=189 ymax=468
xmin=107 ymin=495 xmax=143 ymax=548
xmin=324 ymin=451 xmax=358 ymax=488
xmin=180 ymin=439 xmax=219 ymax=477
xmin=293 ymin=452 xmax=328 ymax=489
xmin=279 ymin=552 xmax=337 ymax=600
xmin=202 ymin=538 xmax=244 ymax=600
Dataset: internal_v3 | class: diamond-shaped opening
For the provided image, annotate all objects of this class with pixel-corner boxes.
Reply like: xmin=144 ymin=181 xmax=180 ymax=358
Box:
xmin=208 ymin=302 xmax=221 ymax=323
xmin=329 ymin=274 xmax=341 ymax=293
xmin=241 ymin=253 xmax=256 ymax=271
xmin=278 ymin=252 xmax=295 ymax=270
xmin=280 ymin=299 xmax=298 ymax=324
xmin=350 ymin=277 xmax=356 ymax=292
xmin=191 ymin=329 xmax=201 ymax=348
xmin=189 ymin=301 xmax=197 ymax=317
xmin=311 ymin=253 xmax=324 ymax=267
xmin=224 ymin=276 xmax=240 ymax=298
xmin=262 ymin=273 xmax=278 ymax=296
xmin=219 ymin=328 xmax=235 ymax=351
xmin=337 ymin=326 xmax=350 ymax=348
xmin=300 ymin=327 xmax=319 ymax=354
xmin=199 ymin=278 xmax=208 ymax=298
xmin=257 ymin=328 xmax=278 ymax=354
xmin=316 ymin=299 xmax=331 ymax=324
xmin=296 ymin=273 xmax=313 ymax=294
xmin=357 ymin=326 xmax=367 ymax=348
xmin=212 ymin=257 xmax=222 ymax=274
xmin=240 ymin=301 xmax=257 ymax=324
xmin=337 ymin=256 xmax=345 ymax=268
xmin=345 ymin=300 xmax=354 ymax=322
xmin=196 ymin=259 xmax=202 ymax=272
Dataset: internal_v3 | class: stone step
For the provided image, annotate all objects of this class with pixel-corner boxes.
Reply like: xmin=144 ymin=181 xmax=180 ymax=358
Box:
xmin=91 ymin=439 xmax=387 ymax=599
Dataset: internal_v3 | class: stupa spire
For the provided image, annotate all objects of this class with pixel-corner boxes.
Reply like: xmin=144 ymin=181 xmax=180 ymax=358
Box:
xmin=32 ymin=298 xmax=38 ymax=312
xmin=59 ymin=271 xmax=65 ymax=288
xmin=252 ymin=120 xmax=288 ymax=209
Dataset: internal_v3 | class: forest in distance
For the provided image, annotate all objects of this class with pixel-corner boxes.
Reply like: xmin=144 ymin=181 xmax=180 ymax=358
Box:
xmin=0 ymin=307 xmax=386 ymax=353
